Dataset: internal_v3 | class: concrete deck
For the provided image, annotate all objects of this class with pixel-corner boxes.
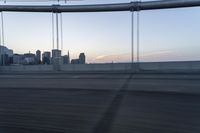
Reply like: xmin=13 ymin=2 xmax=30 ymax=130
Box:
xmin=0 ymin=72 xmax=200 ymax=133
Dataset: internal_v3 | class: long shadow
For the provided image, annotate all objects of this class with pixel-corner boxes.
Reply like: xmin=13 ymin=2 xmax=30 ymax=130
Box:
xmin=92 ymin=74 xmax=133 ymax=133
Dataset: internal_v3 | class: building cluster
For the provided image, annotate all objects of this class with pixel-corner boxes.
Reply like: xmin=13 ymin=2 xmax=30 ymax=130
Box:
xmin=0 ymin=46 xmax=86 ymax=65
xmin=71 ymin=53 xmax=86 ymax=64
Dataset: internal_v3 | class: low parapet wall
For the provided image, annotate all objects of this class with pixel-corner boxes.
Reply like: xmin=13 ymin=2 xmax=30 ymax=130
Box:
xmin=139 ymin=61 xmax=200 ymax=72
xmin=0 ymin=61 xmax=200 ymax=73
xmin=0 ymin=65 xmax=53 ymax=72
xmin=60 ymin=63 xmax=131 ymax=72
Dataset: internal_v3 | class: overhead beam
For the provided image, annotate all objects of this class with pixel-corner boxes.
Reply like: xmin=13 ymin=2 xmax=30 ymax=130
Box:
xmin=0 ymin=0 xmax=200 ymax=12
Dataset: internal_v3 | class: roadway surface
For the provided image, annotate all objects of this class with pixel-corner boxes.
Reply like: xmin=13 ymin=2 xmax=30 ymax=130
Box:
xmin=0 ymin=72 xmax=200 ymax=133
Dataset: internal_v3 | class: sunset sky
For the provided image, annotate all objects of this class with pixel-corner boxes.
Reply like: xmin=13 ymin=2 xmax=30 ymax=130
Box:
xmin=2 ymin=0 xmax=200 ymax=63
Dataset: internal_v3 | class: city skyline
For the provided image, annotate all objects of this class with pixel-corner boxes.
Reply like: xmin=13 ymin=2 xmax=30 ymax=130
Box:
xmin=0 ymin=45 xmax=86 ymax=65
xmin=1 ymin=0 xmax=200 ymax=63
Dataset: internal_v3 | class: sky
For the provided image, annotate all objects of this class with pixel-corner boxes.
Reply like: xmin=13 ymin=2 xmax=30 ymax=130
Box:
xmin=1 ymin=0 xmax=200 ymax=63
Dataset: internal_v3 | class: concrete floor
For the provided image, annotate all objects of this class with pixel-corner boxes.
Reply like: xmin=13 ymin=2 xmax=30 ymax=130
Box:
xmin=0 ymin=72 xmax=200 ymax=133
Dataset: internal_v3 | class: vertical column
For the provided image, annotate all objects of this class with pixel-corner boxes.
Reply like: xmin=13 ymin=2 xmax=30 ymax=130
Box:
xmin=137 ymin=1 xmax=140 ymax=64
xmin=52 ymin=13 xmax=55 ymax=49
xmin=56 ymin=12 xmax=59 ymax=50
xmin=52 ymin=12 xmax=63 ymax=51
xmin=130 ymin=0 xmax=141 ymax=72
xmin=0 ymin=13 xmax=1 ymax=66
xmin=51 ymin=11 xmax=63 ymax=71
xmin=1 ymin=12 xmax=4 ymax=66
xmin=131 ymin=10 xmax=134 ymax=71
xmin=0 ymin=11 xmax=4 ymax=66
xmin=60 ymin=13 xmax=63 ymax=53
xmin=136 ymin=0 xmax=141 ymax=71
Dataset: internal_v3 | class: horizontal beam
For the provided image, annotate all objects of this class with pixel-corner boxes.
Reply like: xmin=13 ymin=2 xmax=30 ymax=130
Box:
xmin=0 ymin=0 xmax=200 ymax=12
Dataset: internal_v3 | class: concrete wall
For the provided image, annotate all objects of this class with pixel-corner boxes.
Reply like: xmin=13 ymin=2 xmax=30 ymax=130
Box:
xmin=60 ymin=63 xmax=132 ymax=72
xmin=0 ymin=61 xmax=200 ymax=72
xmin=0 ymin=65 xmax=53 ymax=72
xmin=61 ymin=61 xmax=200 ymax=72
xmin=139 ymin=61 xmax=200 ymax=72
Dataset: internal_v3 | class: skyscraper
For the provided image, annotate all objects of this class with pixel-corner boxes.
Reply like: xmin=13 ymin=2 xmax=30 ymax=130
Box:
xmin=62 ymin=51 xmax=70 ymax=64
xmin=71 ymin=52 xmax=86 ymax=64
xmin=68 ymin=51 xmax=70 ymax=63
xmin=24 ymin=53 xmax=36 ymax=65
xmin=42 ymin=52 xmax=51 ymax=65
xmin=13 ymin=54 xmax=24 ymax=64
xmin=79 ymin=53 xmax=85 ymax=64
xmin=52 ymin=49 xmax=62 ymax=65
xmin=36 ymin=50 xmax=41 ymax=64
xmin=0 ymin=46 xmax=13 ymax=65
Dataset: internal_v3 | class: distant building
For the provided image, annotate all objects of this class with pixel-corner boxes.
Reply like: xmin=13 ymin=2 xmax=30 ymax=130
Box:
xmin=79 ymin=53 xmax=85 ymax=64
xmin=52 ymin=49 xmax=61 ymax=58
xmin=71 ymin=52 xmax=86 ymax=64
xmin=0 ymin=46 xmax=13 ymax=57
xmin=52 ymin=49 xmax=63 ymax=65
xmin=0 ymin=46 xmax=13 ymax=65
xmin=62 ymin=55 xmax=70 ymax=64
xmin=13 ymin=54 xmax=24 ymax=64
xmin=62 ymin=51 xmax=70 ymax=64
xmin=36 ymin=50 xmax=41 ymax=64
xmin=42 ymin=51 xmax=51 ymax=64
xmin=24 ymin=53 xmax=36 ymax=65
xmin=71 ymin=59 xmax=79 ymax=64
xmin=1 ymin=54 xmax=9 ymax=65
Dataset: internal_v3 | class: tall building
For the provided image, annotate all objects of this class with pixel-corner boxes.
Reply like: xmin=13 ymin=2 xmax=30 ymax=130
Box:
xmin=71 ymin=52 xmax=86 ymax=64
xmin=1 ymin=54 xmax=9 ymax=65
xmin=52 ymin=49 xmax=62 ymax=65
xmin=42 ymin=51 xmax=51 ymax=64
xmin=62 ymin=51 xmax=70 ymax=64
xmin=0 ymin=46 xmax=13 ymax=65
xmin=36 ymin=50 xmax=41 ymax=64
xmin=68 ymin=51 xmax=70 ymax=63
xmin=62 ymin=55 xmax=69 ymax=64
xmin=0 ymin=46 xmax=13 ymax=57
xmin=79 ymin=53 xmax=86 ymax=64
xmin=52 ymin=49 xmax=61 ymax=58
xmin=71 ymin=59 xmax=79 ymax=64
xmin=13 ymin=54 xmax=24 ymax=64
xmin=24 ymin=53 xmax=36 ymax=65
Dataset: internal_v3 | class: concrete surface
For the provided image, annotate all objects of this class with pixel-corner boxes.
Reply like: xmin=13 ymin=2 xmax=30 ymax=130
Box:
xmin=0 ymin=72 xmax=200 ymax=133
xmin=1 ymin=61 xmax=200 ymax=72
